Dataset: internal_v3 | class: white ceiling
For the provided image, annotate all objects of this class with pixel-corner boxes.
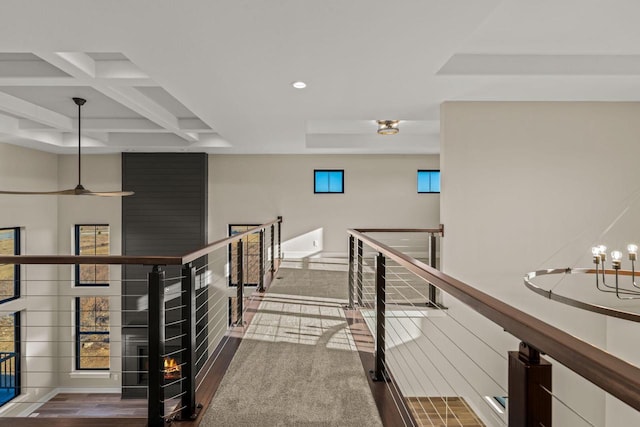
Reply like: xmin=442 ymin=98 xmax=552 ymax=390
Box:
xmin=1 ymin=0 xmax=640 ymax=154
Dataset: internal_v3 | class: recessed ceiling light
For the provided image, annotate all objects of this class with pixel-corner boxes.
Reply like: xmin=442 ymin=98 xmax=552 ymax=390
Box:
xmin=292 ymin=81 xmax=307 ymax=89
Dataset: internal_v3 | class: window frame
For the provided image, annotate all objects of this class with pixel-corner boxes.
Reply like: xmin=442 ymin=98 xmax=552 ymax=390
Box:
xmin=74 ymin=224 xmax=110 ymax=287
xmin=0 ymin=227 xmax=20 ymax=304
xmin=75 ymin=297 xmax=110 ymax=371
xmin=417 ymin=170 xmax=441 ymax=194
xmin=314 ymin=169 xmax=344 ymax=194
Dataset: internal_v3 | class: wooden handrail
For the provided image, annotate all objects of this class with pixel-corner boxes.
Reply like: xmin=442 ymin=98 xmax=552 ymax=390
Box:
xmin=349 ymin=228 xmax=640 ymax=412
xmin=354 ymin=224 xmax=444 ymax=235
xmin=181 ymin=218 xmax=281 ymax=264
xmin=0 ymin=217 xmax=282 ymax=266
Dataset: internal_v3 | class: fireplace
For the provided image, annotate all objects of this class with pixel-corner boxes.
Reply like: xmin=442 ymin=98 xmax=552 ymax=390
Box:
xmin=164 ymin=357 xmax=181 ymax=381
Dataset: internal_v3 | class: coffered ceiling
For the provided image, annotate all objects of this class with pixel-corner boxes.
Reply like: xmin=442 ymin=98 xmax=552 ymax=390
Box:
xmin=0 ymin=1 xmax=639 ymax=154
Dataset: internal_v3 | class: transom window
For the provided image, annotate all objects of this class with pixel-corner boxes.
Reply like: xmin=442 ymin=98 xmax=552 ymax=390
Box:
xmin=314 ymin=170 xmax=344 ymax=193
xmin=76 ymin=297 xmax=110 ymax=370
xmin=417 ymin=170 xmax=441 ymax=193
xmin=75 ymin=225 xmax=109 ymax=286
xmin=0 ymin=228 xmax=20 ymax=303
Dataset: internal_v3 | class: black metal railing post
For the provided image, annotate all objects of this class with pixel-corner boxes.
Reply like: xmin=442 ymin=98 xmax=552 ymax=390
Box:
xmin=236 ymin=239 xmax=244 ymax=325
xmin=270 ymin=224 xmax=275 ymax=274
xmin=356 ymin=239 xmax=363 ymax=306
xmin=428 ymin=232 xmax=438 ymax=306
xmin=371 ymin=253 xmax=388 ymax=382
xmin=148 ymin=265 xmax=166 ymax=427
xmin=348 ymin=235 xmax=355 ymax=308
xmin=259 ymin=230 xmax=265 ymax=292
xmin=180 ymin=262 xmax=198 ymax=420
xmin=277 ymin=216 xmax=283 ymax=261
xmin=509 ymin=342 xmax=552 ymax=426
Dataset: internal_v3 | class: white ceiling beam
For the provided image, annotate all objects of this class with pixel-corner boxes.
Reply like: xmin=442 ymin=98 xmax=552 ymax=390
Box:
xmin=178 ymin=118 xmax=213 ymax=132
xmin=96 ymin=86 xmax=199 ymax=142
xmin=95 ymin=60 xmax=149 ymax=79
xmin=0 ymin=77 xmax=156 ymax=87
xmin=0 ymin=91 xmax=73 ymax=130
xmin=20 ymin=118 xmax=161 ymax=132
xmin=36 ymin=52 xmax=198 ymax=142
xmin=18 ymin=117 xmax=215 ymax=134
xmin=51 ymin=52 xmax=96 ymax=77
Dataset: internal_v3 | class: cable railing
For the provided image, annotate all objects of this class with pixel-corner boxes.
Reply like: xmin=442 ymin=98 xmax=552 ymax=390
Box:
xmin=0 ymin=217 xmax=282 ymax=427
xmin=348 ymin=227 xmax=640 ymax=426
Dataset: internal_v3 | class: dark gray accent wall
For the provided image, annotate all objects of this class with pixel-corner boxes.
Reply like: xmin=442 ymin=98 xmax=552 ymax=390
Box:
xmin=121 ymin=153 xmax=208 ymax=398
xmin=122 ymin=153 xmax=208 ymax=256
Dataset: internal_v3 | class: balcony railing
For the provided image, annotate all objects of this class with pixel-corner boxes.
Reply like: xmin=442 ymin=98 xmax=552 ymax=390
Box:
xmin=348 ymin=226 xmax=640 ymax=426
xmin=0 ymin=217 xmax=282 ymax=426
xmin=0 ymin=352 xmax=18 ymax=407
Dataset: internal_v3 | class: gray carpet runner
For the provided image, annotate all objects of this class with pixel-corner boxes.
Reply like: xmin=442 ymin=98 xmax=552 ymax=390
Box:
xmin=200 ymin=261 xmax=383 ymax=426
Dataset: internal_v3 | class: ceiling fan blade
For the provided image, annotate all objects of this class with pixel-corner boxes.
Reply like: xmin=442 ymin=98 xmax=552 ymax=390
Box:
xmin=85 ymin=190 xmax=136 ymax=197
xmin=0 ymin=188 xmax=134 ymax=196
xmin=0 ymin=189 xmax=78 ymax=195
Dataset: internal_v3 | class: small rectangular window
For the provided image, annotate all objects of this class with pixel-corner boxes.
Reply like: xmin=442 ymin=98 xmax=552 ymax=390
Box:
xmin=0 ymin=312 xmax=20 ymax=406
xmin=76 ymin=297 xmax=110 ymax=370
xmin=75 ymin=225 xmax=109 ymax=286
xmin=0 ymin=227 xmax=20 ymax=303
xmin=418 ymin=170 xmax=440 ymax=193
xmin=314 ymin=170 xmax=344 ymax=193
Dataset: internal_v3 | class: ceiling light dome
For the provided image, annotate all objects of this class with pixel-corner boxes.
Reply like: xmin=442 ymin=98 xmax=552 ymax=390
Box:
xmin=377 ymin=120 xmax=400 ymax=135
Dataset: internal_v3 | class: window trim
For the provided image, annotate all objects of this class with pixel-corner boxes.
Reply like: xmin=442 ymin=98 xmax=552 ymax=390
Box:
xmin=314 ymin=169 xmax=344 ymax=194
xmin=74 ymin=224 xmax=110 ymax=287
xmin=417 ymin=169 xmax=441 ymax=194
xmin=75 ymin=297 xmax=110 ymax=371
xmin=0 ymin=227 xmax=20 ymax=304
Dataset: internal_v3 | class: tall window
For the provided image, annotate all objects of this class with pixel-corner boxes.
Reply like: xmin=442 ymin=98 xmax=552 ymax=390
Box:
xmin=417 ymin=170 xmax=441 ymax=193
xmin=314 ymin=170 xmax=344 ymax=193
xmin=0 ymin=312 xmax=20 ymax=406
xmin=75 ymin=225 xmax=109 ymax=286
xmin=0 ymin=227 xmax=19 ymax=303
xmin=76 ymin=297 xmax=109 ymax=370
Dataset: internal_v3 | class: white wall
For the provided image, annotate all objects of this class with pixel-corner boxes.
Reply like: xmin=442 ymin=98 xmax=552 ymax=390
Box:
xmin=440 ymin=102 xmax=640 ymax=426
xmin=209 ymin=155 xmax=440 ymax=257
xmin=0 ymin=143 xmax=59 ymax=415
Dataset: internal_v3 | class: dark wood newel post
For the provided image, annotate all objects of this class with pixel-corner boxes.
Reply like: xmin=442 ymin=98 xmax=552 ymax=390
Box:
xmin=371 ymin=253 xmax=388 ymax=382
xmin=509 ymin=341 xmax=552 ymax=426
xmin=428 ymin=232 xmax=438 ymax=306
xmin=148 ymin=265 xmax=165 ymax=427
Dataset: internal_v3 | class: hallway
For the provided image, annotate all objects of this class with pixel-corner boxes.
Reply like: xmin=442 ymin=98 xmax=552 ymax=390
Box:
xmin=200 ymin=260 xmax=382 ymax=426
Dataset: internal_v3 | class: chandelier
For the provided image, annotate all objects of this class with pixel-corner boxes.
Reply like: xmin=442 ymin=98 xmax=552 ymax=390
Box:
xmin=591 ymin=244 xmax=640 ymax=299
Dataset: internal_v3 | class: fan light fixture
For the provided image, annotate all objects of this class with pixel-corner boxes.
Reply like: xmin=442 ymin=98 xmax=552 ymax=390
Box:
xmin=0 ymin=97 xmax=134 ymax=197
xmin=377 ymin=120 xmax=400 ymax=135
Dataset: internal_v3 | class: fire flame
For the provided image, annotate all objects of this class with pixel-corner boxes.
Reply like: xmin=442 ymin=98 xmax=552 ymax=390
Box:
xmin=164 ymin=357 xmax=180 ymax=373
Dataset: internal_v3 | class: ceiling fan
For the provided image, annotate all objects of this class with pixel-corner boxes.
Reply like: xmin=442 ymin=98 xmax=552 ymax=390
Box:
xmin=0 ymin=97 xmax=134 ymax=196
